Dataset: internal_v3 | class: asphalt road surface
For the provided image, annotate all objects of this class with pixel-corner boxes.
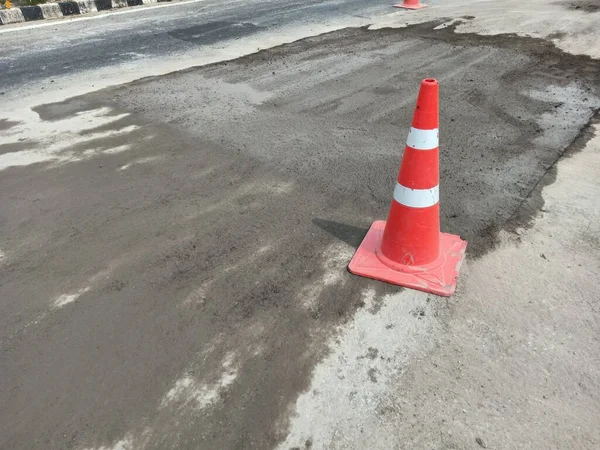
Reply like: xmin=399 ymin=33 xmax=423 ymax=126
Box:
xmin=0 ymin=0 xmax=384 ymax=93
xmin=1 ymin=1 xmax=600 ymax=450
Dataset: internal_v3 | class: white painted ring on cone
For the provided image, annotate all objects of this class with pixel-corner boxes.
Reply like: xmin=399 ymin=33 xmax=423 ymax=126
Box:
xmin=393 ymin=183 xmax=439 ymax=208
xmin=406 ymin=127 xmax=439 ymax=150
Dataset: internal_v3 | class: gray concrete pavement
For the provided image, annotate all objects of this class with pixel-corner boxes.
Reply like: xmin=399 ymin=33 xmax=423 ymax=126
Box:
xmin=1 ymin=1 xmax=600 ymax=450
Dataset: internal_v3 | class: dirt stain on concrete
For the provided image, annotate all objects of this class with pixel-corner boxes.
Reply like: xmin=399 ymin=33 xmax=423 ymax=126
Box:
xmin=562 ymin=0 xmax=600 ymax=12
xmin=0 ymin=118 xmax=21 ymax=132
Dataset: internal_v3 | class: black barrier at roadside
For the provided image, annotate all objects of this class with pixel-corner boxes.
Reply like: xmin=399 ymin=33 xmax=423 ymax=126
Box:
xmin=20 ymin=6 xmax=44 ymax=21
xmin=59 ymin=2 xmax=81 ymax=15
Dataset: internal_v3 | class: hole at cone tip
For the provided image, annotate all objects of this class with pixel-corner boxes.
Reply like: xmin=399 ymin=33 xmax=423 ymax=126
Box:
xmin=423 ymin=78 xmax=437 ymax=83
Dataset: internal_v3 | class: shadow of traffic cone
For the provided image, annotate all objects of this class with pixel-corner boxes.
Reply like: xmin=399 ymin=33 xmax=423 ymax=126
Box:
xmin=348 ymin=78 xmax=467 ymax=296
xmin=393 ymin=0 xmax=427 ymax=10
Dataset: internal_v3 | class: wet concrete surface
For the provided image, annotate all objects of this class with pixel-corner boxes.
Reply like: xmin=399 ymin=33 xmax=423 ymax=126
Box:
xmin=105 ymin=22 xmax=600 ymax=256
xmin=1 ymin=22 xmax=600 ymax=450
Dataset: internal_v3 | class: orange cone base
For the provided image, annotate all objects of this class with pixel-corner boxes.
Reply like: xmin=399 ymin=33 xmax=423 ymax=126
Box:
xmin=393 ymin=2 xmax=427 ymax=9
xmin=348 ymin=221 xmax=467 ymax=297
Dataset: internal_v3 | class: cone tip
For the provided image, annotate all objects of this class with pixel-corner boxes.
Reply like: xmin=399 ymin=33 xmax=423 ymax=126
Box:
xmin=422 ymin=78 xmax=438 ymax=86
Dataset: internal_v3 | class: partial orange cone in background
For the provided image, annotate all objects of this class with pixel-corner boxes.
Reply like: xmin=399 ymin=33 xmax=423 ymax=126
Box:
xmin=348 ymin=78 xmax=467 ymax=297
xmin=393 ymin=0 xmax=427 ymax=10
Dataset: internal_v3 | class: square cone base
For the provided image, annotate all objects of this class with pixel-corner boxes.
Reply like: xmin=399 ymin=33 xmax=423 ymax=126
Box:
xmin=393 ymin=3 xmax=427 ymax=9
xmin=348 ymin=220 xmax=467 ymax=297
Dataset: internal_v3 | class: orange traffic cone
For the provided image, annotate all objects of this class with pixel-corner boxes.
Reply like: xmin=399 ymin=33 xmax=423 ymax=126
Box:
xmin=348 ymin=78 xmax=467 ymax=296
xmin=393 ymin=0 xmax=427 ymax=10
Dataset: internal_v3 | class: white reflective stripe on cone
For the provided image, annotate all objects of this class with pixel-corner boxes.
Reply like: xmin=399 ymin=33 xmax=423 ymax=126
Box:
xmin=406 ymin=127 xmax=439 ymax=150
xmin=393 ymin=183 xmax=439 ymax=208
